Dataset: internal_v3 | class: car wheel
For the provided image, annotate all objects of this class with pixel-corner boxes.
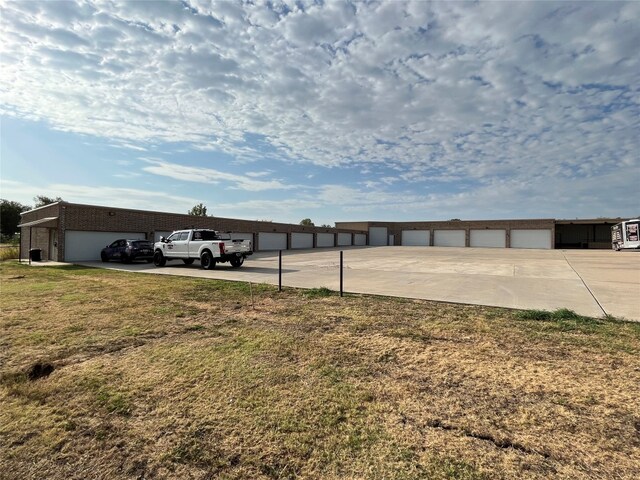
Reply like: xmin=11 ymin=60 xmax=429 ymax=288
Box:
xmin=153 ymin=251 xmax=166 ymax=267
xmin=201 ymin=251 xmax=216 ymax=270
xmin=230 ymin=256 xmax=244 ymax=268
xmin=101 ymin=252 xmax=109 ymax=262
xmin=183 ymin=259 xmax=195 ymax=265
xmin=121 ymin=253 xmax=132 ymax=264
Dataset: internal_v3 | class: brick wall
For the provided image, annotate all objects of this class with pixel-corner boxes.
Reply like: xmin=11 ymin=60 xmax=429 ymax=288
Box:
xmin=19 ymin=203 xmax=61 ymax=260
xmin=337 ymin=219 xmax=556 ymax=247
xmin=20 ymin=202 xmax=367 ymax=260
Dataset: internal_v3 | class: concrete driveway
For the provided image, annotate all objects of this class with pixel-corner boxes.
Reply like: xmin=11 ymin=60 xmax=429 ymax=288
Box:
xmin=79 ymin=247 xmax=640 ymax=321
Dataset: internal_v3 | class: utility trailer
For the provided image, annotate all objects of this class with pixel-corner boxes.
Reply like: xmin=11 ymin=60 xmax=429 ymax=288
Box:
xmin=612 ymin=219 xmax=640 ymax=251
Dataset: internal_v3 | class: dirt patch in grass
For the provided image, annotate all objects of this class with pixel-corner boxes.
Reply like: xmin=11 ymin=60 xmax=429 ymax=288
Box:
xmin=1 ymin=261 xmax=639 ymax=479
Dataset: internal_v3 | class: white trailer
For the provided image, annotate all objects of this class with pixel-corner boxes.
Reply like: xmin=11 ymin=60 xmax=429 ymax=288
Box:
xmin=612 ymin=219 xmax=640 ymax=250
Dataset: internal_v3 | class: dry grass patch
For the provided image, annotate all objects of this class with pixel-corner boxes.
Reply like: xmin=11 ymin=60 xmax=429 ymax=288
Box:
xmin=1 ymin=261 xmax=639 ymax=479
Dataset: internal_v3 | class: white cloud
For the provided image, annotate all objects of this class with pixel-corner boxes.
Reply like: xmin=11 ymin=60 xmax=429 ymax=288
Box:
xmin=0 ymin=179 xmax=199 ymax=213
xmin=0 ymin=0 xmax=638 ymax=220
xmin=141 ymin=159 xmax=294 ymax=191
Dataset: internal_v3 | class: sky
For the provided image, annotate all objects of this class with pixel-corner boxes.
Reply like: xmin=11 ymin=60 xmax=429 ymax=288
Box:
xmin=1 ymin=0 xmax=638 ymax=225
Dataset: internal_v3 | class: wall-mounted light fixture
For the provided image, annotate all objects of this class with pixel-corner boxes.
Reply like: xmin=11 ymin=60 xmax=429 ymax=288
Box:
xmin=108 ymin=212 xmax=115 ymax=216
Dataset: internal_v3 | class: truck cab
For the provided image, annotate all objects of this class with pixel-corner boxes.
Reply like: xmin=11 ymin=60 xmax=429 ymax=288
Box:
xmin=153 ymin=229 xmax=253 ymax=269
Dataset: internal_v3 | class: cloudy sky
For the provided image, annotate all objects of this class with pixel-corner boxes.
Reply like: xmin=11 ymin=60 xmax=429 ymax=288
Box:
xmin=1 ymin=0 xmax=638 ymax=224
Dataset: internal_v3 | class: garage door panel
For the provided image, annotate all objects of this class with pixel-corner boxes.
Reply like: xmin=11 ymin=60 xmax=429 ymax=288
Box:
xmin=369 ymin=227 xmax=387 ymax=246
xmin=291 ymin=233 xmax=313 ymax=249
xmin=337 ymin=233 xmax=351 ymax=246
xmin=65 ymin=231 xmax=146 ymax=261
xmin=258 ymin=232 xmax=287 ymax=251
xmin=470 ymin=229 xmax=506 ymax=248
xmin=434 ymin=230 xmax=465 ymax=247
xmin=402 ymin=230 xmax=430 ymax=246
xmin=511 ymin=229 xmax=552 ymax=249
xmin=317 ymin=233 xmax=334 ymax=247
xmin=354 ymin=234 xmax=366 ymax=246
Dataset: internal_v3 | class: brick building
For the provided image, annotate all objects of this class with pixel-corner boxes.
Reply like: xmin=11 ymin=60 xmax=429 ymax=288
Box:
xmin=19 ymin=201 xmax=623 ymax=261
xmin=18 ymin=202 xmax=367 ymax=262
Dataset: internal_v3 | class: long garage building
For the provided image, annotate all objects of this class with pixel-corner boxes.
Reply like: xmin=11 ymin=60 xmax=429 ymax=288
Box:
xmin=19 ymin=202 xmax=624 ymax=261
xmin=18 ymin=202 xmax=367 ymax=262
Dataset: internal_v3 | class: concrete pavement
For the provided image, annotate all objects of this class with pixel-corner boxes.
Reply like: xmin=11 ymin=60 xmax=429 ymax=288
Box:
xmin=77 ymin=246 xmax=640 ymax=321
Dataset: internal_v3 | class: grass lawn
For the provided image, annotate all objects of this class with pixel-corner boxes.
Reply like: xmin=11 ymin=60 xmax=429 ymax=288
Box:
xmin=1 ymin=261 xmax=639 ymax=479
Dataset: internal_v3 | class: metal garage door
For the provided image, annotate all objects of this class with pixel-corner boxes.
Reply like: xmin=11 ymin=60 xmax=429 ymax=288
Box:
xmin=231 ymin=232 xmax=253 ymax=241
xmin=258 ymin=232 xmax=287 ymax=251
xmin=510 ymin=229 xmax=552 ymax=249
xmin=65 ymin=230 xmax=146 ymax=261
xmin=317 ymin=233 xmax=334 ymax=247
xmin=470 ymin=229 xmax=506 ymax=248
xmin=291 ymin=232 xmax=313 ymax=249
xmin=337 ymin=233 xmax=351 ymax=246
xmin=354 ymin=234 xmax=367 ymax=246
xmin=369 ymin=227 xmax=388 ymax=246
xmin=402 ymin=230 xmax=430 ymax=246
xmin=433 ymin=230 xmax=465 ymax=247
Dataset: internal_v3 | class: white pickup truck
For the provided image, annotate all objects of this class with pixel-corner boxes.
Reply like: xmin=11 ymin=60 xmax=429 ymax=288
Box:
xmin=153 ymin=229 xmax=253 ymax=269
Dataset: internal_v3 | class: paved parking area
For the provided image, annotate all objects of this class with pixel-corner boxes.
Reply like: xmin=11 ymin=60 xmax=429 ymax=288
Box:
xmin=79 ymin=247 xmax=640 ymax=321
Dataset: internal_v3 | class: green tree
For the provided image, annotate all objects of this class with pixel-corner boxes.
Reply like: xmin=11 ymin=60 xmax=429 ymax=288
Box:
xmin=299 ymin=218 xmax=314 ymax=226
xmin=188 ymin=203 xmax=208 ymax=216
xmin=0 ymin=199 xmax=30 ymax=241
xmin=320 ymin=224 xmax=332 ymax=228
xmin=34 ymin=195 xmax=63 ymax=208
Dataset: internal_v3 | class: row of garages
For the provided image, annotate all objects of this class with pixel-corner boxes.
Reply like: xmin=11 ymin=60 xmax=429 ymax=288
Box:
xmin=367 ymin=226 xmax=553 ymax=249
xmin=61 ymin=230 xmax=368 ymax=262
xmin=19 ymin=202 xmax=623 ymax=262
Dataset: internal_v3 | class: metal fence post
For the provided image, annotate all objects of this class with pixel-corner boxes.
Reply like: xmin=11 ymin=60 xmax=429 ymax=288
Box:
xmin=340 ymin=250 xmax=343 ymax=297
xmin=278 ymin=250 xmax=282 ymax=292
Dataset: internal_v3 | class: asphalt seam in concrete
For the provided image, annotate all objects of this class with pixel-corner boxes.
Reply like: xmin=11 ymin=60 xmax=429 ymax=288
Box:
xmin=561 ymin=252 xmax=607 ymax=317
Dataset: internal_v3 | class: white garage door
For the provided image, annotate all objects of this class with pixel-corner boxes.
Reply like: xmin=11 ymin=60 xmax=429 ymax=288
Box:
xmin=231 ymin=232 xmax=254 ymax=241
xmin=402 ymin=230 xmax=430 ymax=246
xmin=470 ymin=229 xmax=506 ymax=248
xmin=369 ymin=227 xmax=388 ymax=246
xmin=510 ymin=229 xmax=552 ymax=249
xmin=434 ymin=230 xmax=466 ymax=247
xmin=337 ymin=233 xmax=352 ymax=246
xmin=65 ymin=230 xmax=147 ymax=261
xmin=258 ymin=232 xmax=287 ymax=251
xmin=354 ymin=233 xmax=367 ymax=246
xmin=317 ymin=233 xmax=335 ymax=247
xmin=291 ymin=232 xmax=313 ymax=249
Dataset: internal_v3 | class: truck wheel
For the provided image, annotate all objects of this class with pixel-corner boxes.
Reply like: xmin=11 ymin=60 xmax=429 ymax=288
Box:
xmin=230 ymin=257 xmax=244 ymax=268
xmin=153 ymin=251 xmax=166 ymax=267
xmin=201 ymin=251 xmax=216 ymax=270
xmin=183 ymin=259 xmax=195 ymax=265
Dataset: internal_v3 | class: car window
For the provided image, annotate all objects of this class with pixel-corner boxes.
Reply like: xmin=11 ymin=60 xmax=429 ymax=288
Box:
xmin=179 ymin=232 xmax=189 ymax=241
xmin=167 ymin=233 xmax=179 ymax=241
xmin=131 ymin=241 xmax=151 ymax=248
xmin=109 ymin=240 xmax=120 ymax=248
xmin=192 ymin=231 xmax=202 ymax=240
xmin=118 ymin=240 xmax=127 ymax=247
xmin=201 ymin=231 xmax=221 ymax=241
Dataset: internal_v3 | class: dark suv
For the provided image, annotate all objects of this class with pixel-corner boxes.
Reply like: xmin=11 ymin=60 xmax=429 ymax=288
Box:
xmin=101 ymin=239 xmax=154 ymax=263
